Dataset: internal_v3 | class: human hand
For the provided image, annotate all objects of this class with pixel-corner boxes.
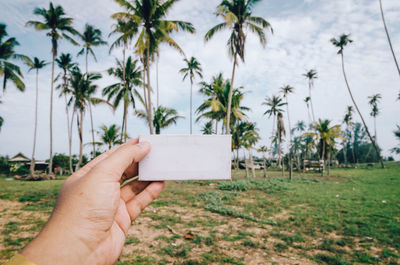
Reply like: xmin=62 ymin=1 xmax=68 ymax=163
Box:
xmin=21 ymin=139 xmax=165 ymax=265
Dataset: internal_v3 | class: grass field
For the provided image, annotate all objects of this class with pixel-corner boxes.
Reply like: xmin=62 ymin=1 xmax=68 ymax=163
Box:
xmin=1 ymin=163 xmax=399 ymax=264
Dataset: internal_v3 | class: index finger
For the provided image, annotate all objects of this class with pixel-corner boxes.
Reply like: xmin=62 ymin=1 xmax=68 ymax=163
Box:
xmin=90 ymin=141 xmax=151 ymax=182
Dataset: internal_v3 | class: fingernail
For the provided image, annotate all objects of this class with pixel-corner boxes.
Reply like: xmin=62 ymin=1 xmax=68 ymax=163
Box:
xmin=137 ymin=141 xmax=151 ymax=151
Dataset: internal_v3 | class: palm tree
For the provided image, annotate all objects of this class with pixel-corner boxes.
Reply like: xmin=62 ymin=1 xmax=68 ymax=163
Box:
xmin=25 ymin=57 xmax=48 ymax=176
xmin=304 ymin=97 xmax=312 ymax=124
xmin=201 ymin=121 xmax=214 ymax=135
xmin=331 ymin=34 xmax=384 ymax=168
xmin=55 ymin=53 xmax=75 ymax=173
xmin=26 ymin=2 xmax=78 ymax=174
xmin=205 ymin=0 xmax=272 ymax=134
xmin=368 ymin=93 xmax=381 ymax=141
xmin=262 ymin=95 xmax=286 ymax=160
xmin=97 ymin=124 xmax=122 ymax=150
xmin=179 ymin=56 xmax=203 ymax=134
xmin=308 ymin=119 xmax=342 ymax=176
xmin=280 ymin=85 xmax=294 ymax=178
xmin=303 ymin=69 xmax=317 ymax=123
xmin=257 ymin=145 xmax=268 ymax=177
xmin=103 ymin=56 xmax=142 ymax=142
xmin=391 ymin=125 xmax=400 ymax=154
xmin=342 ymin=106 xmax=354 ymax=165
xmin=137 ymin=105 xmax=183 ymax=135
xmin=242 ymin=122 xmax=260 ymax=178
xmin=113 ymin=0 xmax=195 ymax=134
xmin=0 ymin=116 xmax=3 ymax=131
xmin=68 ymin=67 xmax=102 ymax=170
xmin=77 ymin=24 xmax=107 ymax=158
xmin=379 ymin=0 xmax=400 ymax=77
xmin=0 ymin=24 xmax=27 ymax=94
xmin=276 ymin=112 xmax=286 ymax=173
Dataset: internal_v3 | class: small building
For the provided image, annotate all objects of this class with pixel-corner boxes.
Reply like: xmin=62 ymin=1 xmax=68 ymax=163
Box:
xmin=8 ymin=153 xmax=49 ymax=171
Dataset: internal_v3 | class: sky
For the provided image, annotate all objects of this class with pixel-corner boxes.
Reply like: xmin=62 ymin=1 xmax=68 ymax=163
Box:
xmin=0 ymin=0 xmax=400 ymax=160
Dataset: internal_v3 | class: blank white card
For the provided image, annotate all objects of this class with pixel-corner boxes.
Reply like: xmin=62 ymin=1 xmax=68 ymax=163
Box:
xmin=138 ymin=135 xmax=232 ymax=181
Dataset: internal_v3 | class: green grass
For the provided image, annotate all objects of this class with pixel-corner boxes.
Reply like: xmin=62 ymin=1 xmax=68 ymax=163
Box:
xmin=1 ymin=162 xmax=399 ymax=264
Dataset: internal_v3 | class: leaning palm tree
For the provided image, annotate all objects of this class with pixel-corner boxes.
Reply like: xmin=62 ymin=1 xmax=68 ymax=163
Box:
xmin=26 ymin=2 xmax=78 ymax=174
xmin=262 ymin=95 xmax=286 ymax=159
xmin=331 ymin=34 xmax=384 ymax=168
xmin=103 ymin=56 xmax=142 ymax=142
xmin=77 ymin=24 xmax=107 ymax=158
xmin=379 ymin=0 xmax=400 ymax=77
xmin=280 ymin=85 xmax=294 ymax=178
xmin=179 ymin=56 xmax=203 ymax=134
xmin=303 ymin=69 xmax=317 ymax=123
xmin=205 ymin=0 xmax=272 ymax=134
xmin=55 ymin=53 xmax=75 ymax=173
xmin=136 ymin=105 xmax=183 ymax=135
xmin=368 ymin=93 xmax=381 ymax=141
xmin=25 ymin=57 xmax=48 ymax=176
xmin=0 ymin=23 xmax=27 ymax=93
xmin=113 ymin=0 xmax=195 ymax=134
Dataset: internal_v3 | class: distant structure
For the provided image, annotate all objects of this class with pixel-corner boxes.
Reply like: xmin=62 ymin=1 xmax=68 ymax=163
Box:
xmin=8 ymin=153 xmax=49 ymax=171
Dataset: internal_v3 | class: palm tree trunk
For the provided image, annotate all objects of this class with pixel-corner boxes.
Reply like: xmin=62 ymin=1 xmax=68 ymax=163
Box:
xmin=76 ymin=111 xmax=84 ymax=171
xmin=306 ymin=103 xmax=312 ymax=124
xmin=321 ymin=141 xmax=326 ymax=176
xmin=49 ymin=55 xmax=55 ymax=174
xmin=226 ymin=53 xmax=238 ymax=134
xmin=190 ymin=80 xmax=193 ymax=134
xmin=327 ymin=148 xmax=331 ymax=176
xmin=263 ymin=155 xmax=267 ymax=178
xmin=245 ymin=150 xmax=249 ymax=178
xmin=69 ymin=109 xmax=75 ymax=173
xmin=215 ymin=120 xmax=218 ymax=135
xmin=309 ymin=82 xmax=316 ymax=123
xmin=146 ymin=47 xmax=154 ymax=134
xmin=286 ymin=98 xmax=293 ymax=180
xmin=379 ymin=0 xmax=400 ymax=77
xmin=88 ymin=102 xmax=96 ymax=158
xmin=340 ymin=52 xmax=384 ymax=168
xmin=121 ymin=103 xmax=126 ymax=143
xmin=269 ymin=114 xmax=276 ymax=160
xmin=30 ymin=70 xmax=39 ymax=177
xmin=236 ymin=148 xmax=240 ymax=170
xmin=121 ymin=45 xmax=126 ymax=142
xmin=142 ymin=60 xmax=148 ymax=113
xmin=249 ymin=149 xmax=256 ymax=178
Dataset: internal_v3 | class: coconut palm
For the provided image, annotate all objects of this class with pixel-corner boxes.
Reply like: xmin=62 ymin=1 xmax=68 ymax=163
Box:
xmin=68 ymin=67 xmax=102 ymax=170
xmin=379 ymin=0 xmax=400 ymax=77
xmin=26 ymin=2 xmax=78 ymax=173
xmin=242 ymin=121 xmax=260 ymax=178
xmin=276 ymin=112 xmax=286 ymax=173
xmin=55 ymin=53 xmax=76 ymax=173
xmin=97 ymin=124 xmax=123 ymax=150
xmin=303 ymin=69 xmax=317 ymax=123
xmin=307 ymin=119 xmax=342 ymax=176
xmin=76 ymin=24 xmax=107 ymax=158
xmin=368 ymin=93 xmax=381 ymax=141
xmin=304 ymin=97 xmax=312 ymax=124
xmin=205 ymin=0 xmax=272 ymax=134
xmin=262 ymin=95 xmax=286 ymax=159
xmin=292 ymin=120 xmax=306 ymax=135
xmin=257 ymin=145 xmax=268 ymax=177
xmin=137 ymin=105 xmax=183 ymax=135
xmin=280 ymin=85 xmax=294 ymax=178
xmin=179 ymin=56 xmax=203 ymax=134
xmin=103 ymin=56 xmax=142 ymax=142
xmin=342 ymin=106 xmax=355 ymax=165
xmin=25 ymin=57 xmax=48 ymax=176
xmin=113 ymin=0 xmax=195 ymax=134
xmin=0 ymin=23 xmax=27 ymax=93
xmin=201 ymin=121 xmax=214 ymax=135
xmin=331 ymin=34 xmax=384 ymax=168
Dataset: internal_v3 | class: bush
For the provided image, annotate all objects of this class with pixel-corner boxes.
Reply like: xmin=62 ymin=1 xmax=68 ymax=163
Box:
xmin=0 ymin=156 xmax=10 ymax=174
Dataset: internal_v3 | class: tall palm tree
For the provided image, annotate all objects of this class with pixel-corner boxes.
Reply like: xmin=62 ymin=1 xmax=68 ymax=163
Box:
xmin=262 ymin=95 xmax=286 ymax=159
xmin=303 ymin=69 xmax=317 ymax=123
xmin=280 ymin=85 xmax=294 ymax=178
xmin=55 ymin=53 xmax=75 ymax=173
xmin=77 ymin=24 xmax=107 ymax=158
xmin=378 ymin=0 xmax=400 ymax=77
xmin=368 ymin=93 xmax=381 ymax=141
xmin=68 ymin=67 xmax=102 ymax=170
xmin=331 ymin=34 xmax=384 ymax=168
xmin=257 ymin=145 xmax=268 ymax=178
xmin=136 ymin=105 xmax=183 ymax=135
xmin=113 ymin=0 xmax=195 ymax=134
xmin=0 ymin=23 xmax=27 ymax=93
xmin=307 ymin=119 xmax=342 ymax=176
xmin=276 ymin=112 xmax=286 ymax=172
xmin=103 ymin=56 xmax=142 ymax=142
xmin=97 ymin=124 xmax=123 ymax=150
xmin=25 ymin=57 xmax=48 ymax=176
xmin=205 ymin=0 xmax=272 ymax=134
xmin=26 ymin=2 xmax=78 ymax=174
xmin=179 ymin=56 xmax=203 ymax=134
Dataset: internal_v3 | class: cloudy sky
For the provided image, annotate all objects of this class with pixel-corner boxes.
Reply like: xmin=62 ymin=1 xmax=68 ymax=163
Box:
xmin=1 ymin=0 xmax=399 ymax=160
